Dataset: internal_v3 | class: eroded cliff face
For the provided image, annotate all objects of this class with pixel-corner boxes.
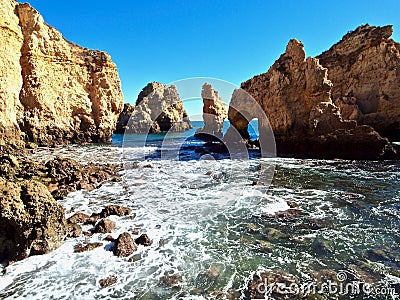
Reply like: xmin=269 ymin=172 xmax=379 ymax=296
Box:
xmin=238 ymin=39 xmax=391 ymax=159
xmin=317 ymin=24 xmax=400 ymax=140
xmin=115 ymin=82 xmax=191 ymax=134
xmin=0 ymin=0 xmax=24 ymax=150
xmin=0 ymin=0 xmax=124 ymax=148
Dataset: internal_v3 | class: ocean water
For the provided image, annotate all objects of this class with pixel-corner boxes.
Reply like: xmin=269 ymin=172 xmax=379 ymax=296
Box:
xmin=1 ymin=121 xmax=399 ymax=299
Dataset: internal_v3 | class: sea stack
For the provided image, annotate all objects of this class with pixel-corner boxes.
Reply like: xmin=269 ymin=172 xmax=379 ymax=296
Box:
xmin=0 ymin=0 xmax=124 ymax=149
xmin=194 ymin=83 xmax=227 ymax=141
xmin=115 ymin=82 xmax=192 ymax=134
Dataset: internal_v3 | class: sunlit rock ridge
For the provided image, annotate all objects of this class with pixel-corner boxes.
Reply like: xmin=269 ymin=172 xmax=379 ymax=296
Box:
xmin=0 ymin=0 xmax=124 ymax=151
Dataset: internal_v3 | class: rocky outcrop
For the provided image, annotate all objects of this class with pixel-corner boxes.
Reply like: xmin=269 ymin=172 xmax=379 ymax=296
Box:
xmin=0 ymin=154 xmax=121 ymax=263
xmin=237 ymin=39 xmax=392 ymax=159
xmin=0 ymin=178 xmax=67 ymax=263
xmin=114 ymin=82 xmax=192 ymax=134
xmin=0 ymin=0 xmax=24 ymax=152
xmin=0 ymin=0 xmax=123 ymax=148
xmin=194 ymin=83 xmax=227 ymax=140
xmin=317 ymin=24 xmax=400 ymax=140
xmin=113 ymin=232 xmax=137 ymax=257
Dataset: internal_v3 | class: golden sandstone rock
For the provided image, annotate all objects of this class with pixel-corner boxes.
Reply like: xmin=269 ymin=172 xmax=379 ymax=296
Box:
xmin=224 ymin=26 xmax=399 ymax=159
xmin=318 ymin=24 xmax=400 ymax=140
xmin=0 ymin=0 xmax=124 ymax=149
xmin=195 ymin=83 xmax=227 ymax=140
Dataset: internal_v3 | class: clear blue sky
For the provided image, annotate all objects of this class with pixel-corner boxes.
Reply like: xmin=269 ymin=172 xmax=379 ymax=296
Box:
xmin=26 ymin=0 xmax=400 ymax=112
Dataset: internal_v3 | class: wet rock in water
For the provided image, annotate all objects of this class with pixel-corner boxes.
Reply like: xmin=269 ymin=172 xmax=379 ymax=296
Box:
xmin=128 ymin=253 xmax=142 ymax=263
xmin=254 ymin=240 xmax=273 ymax=253
xmin=100 ymin=205 xmax=132 ymax=218
xmin=113 ymin=232 xmax=137 ymax=257
xmin=207 ymin=265 xmax=221 ymax=278
xmin=45 ymin=157 xmax=120 ymax=199
xmin=243 ymin=271 xmax=300 ymax=299
xmin=309 ymin=269 xmax=340 ymax=283
xmin=99 ymin=276 xmax=117 ymax=288
xmin=209 ymin=289 xmax=241 ymax=300
xmin=105 ymin=235 xmax=115 ymax=242
xmin=347 ymin=261 xmax=383 ymax=284
xmin=0 ymin=178 xmax=66 ymax=263
xmin=312 ymin=239 xmax=333 ymax=255
xmin=160 ymin=271 xmax=182 ymax=286
xmin=263 ymin=227 xmax=286 ymax=240
xmin=135 ymin=234 xmax=152 ymax=246
xmin=74 ymin=242 xmax=103 ymax=253
xmin=264 ymin=208 xmax=303 ymax=221
xmin=67 ymin=212 xmax=90 ymax=224
xmin=66 ymin=223 xmax=82 ymax=238
xmin=85 ymin=214 xmax=101 ymax=225
xmin=363 ymin=249 xmax=395 ymax=264
xmin=286 ymin=201 xmax=298 ymax=208
xmin=93 ymin=219 xmax=116 ymax=234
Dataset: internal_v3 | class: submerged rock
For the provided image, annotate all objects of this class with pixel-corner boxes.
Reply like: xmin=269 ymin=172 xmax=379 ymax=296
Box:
xmin=243 ymin=271 xmax=300 ymax=299
xmin=115 ymin=82 xmax=192 ymax=134
xmin=0 ymin=178 xmax=66 ymax=262
xmin=113 ymin=232 xmax=137 ymax=257
xmin=195 ymin=83 xmax=227 ymax=140
xmin=74 ymin=242 xmax=103 ymax=253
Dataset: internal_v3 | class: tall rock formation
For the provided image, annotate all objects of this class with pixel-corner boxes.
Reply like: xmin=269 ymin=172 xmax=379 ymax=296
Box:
xmin=0 ymin=0 xmax=124 ymax=148
xmin=237 ymin=39 xmax=391 ymax=159
xmin=115 ymin=82 xmax=192 ymax=134
xmin=317 ymin=24 xmax=400 ymax=140
xmin=0 ymin=177 xmax=67 ymax=263
xmin=0 ymin=0 xmax=24 ymax=150
xmin=194 ymin=83 xmax=227 ymax=140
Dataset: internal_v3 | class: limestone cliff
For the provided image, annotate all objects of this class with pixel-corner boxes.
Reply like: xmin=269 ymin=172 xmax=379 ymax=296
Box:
xmin=317 ymin=24 xmax=400 ymax=140
xmin=0 ymin=0 xmax=24 ymax=150
xmin=115 ymin=82 xmax=192 ymax=134
xmin=195 ymin=83 xmax=227 ymax=140
xmin=237 ymin=39 xmax=391 ymax=159
xmin=0 ymin=0 xmax=124 ymax=148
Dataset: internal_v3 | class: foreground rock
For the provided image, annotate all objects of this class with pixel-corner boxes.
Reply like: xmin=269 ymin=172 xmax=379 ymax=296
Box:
xmin=74 ymin=242 xmax=103 ymax=253
xmin=93 ymin=219 xmax=116 ymax=234
xmin=113 ymin=232 xmax=137 ymax=257
xmin=0 ymin=0 xmax=123 ymax=148
xmin=237 ymin=38 xmax=393 ymax=159
xmin=114 ymin=82 xmax=192 ymax=134
xmin=99 ymin=276 xmax=118 ymax=288
xmin=0 ymin=154 xmax=121 ymax=264
xmin=0 ymin=178 xmax=66 ymax=263
xmin=195 ymin=83 xmax=227 ymax=141
xmin=317 ymin=24 xmax=400 ymax=141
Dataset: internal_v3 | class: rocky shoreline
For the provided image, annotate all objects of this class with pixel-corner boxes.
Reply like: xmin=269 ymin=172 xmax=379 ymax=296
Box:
xmin=1 ymin=0 xmax=400 ymax=297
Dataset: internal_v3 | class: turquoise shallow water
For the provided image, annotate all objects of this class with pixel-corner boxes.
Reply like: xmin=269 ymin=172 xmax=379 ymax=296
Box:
xmin=1 ymin=123 xmax=399 ymax=299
